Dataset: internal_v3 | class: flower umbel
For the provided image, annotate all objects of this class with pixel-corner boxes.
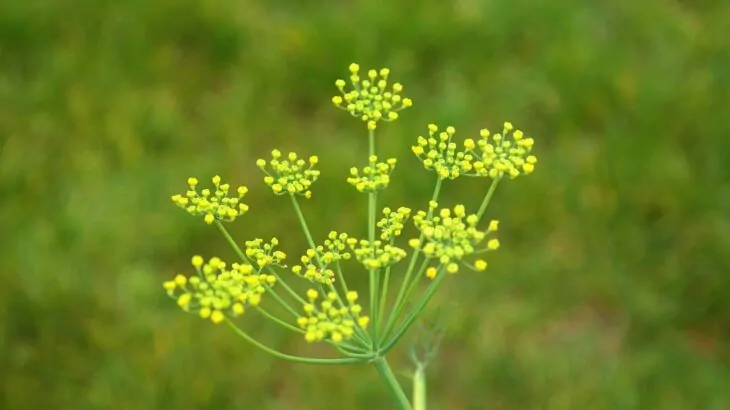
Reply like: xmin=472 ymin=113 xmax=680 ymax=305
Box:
xmin=378 ymin=207 xmax=412 ymax=240
xmin=347 ymin=237 xmax=408 ymax=270
xmin=465 ymin=122 xmax=537 ymax=179
xmin=163 ymin=62 xmax=541 ymax=410
xmin=171 ymin=176 xmax=250 ymax=224
xmin=408 ymin=205 xmax=499 ymax=276
xmin=411 ymin=124 xmax=464 ymax=180
xmin=297 ymin=289 xmax=369 ymax=343
xmin=257 ymin=150 xmax=320 ymax=198
xmin=412 ymin=122 xmax=538 ymax=180
xmin=319 ymin=231 xmax=352 ymax=263
xmin=163 ymin=256 xmax=277 ymax=324
xmin=332 ymin=63 xmax=413 ymax=130
xmin=244 ymin=238 xmax=287 ymax=269
xmin=347 ymin=155 xmax=397 ymax=192
xmin=291 ymin=249 xmax=336 ymax=285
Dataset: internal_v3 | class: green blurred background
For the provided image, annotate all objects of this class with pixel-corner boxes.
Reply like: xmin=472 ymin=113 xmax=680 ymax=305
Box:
xmin=2 ymin=0 xmax=729 ymax=408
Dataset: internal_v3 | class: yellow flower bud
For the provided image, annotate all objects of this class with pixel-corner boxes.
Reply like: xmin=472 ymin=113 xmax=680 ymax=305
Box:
xmin=192 ymin=256 xmax=204 ymax=268
xmin=487 ymin=239 xmax=500 ymax=250
xmin=210 ymin=310 xmax=225 ymax=324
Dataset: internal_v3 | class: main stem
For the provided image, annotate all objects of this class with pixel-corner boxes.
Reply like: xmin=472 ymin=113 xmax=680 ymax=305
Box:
xmin=413 ymin=364 xmax=426 ymax=410
xmin=368 ymin=127 xmax=379 ymax=347
xmin=372 ymin=357 xmax=413 ymax=410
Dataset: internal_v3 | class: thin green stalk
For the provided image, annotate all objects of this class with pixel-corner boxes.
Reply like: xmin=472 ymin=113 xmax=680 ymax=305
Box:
xmin=476 ymin=177 xmax=501 ymax=220
xmin=383 ymin=179 xmax=441 ymax=338
xmin=372 ymin=356 xmax=413 ymax=410
xmin=334 ymin=341 xmax=373 ymax=357
xmin=289 ymin=194 xmax=318 ymax=253
xmin=215 ymin=221 xmax=252 ymax=263
xmin=225 ymin=320 xmax=364 ymax=365
xmin=215 ymin=221 xmax=306 ymax=306
xmin=327 ymin=281 xmax=371 ymax=347
xmin=335 ymin=263 xmax=372 ymax=346
xmin=367 ymin=127 xmax=379 ymax=346
xmin=288 ymin=195 xmax=372 ymax=346
xmin=378 ymin=263 xmax=393 ymax=331
xmin=335 ymin=262 xmax=352 ymax=297
xmin=388 ymin=258 xmax=431 ymax=333
xmin=255 ymin=306 xmax=303 ymax=334
xmin=263 ymin=284 xmax=300 ymax=318
xmin=413 ymin=364 xmax=426 ymax=410
xmin=267 ymin=269 xmax=307 ymax=305
xmin=382 ymin=272 xmax=445 ymax=353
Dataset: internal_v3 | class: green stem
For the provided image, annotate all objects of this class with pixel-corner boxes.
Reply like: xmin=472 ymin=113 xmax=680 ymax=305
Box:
xmin=392 ymin=258 xmax=431 ymax=324
xmin=383 ymin=179 xmax=442 ymax=339
xmin=334 ymin=342 xmax=373 ymax=357
xmin=413 ymin=364 xmax=426 ymax=410
xmin=327 ymin=281 xmax=371 ymax=347
xmin=263 ymin=285 xmax=300 ymax=318
xmin=368 ymin=127 xmax=379 ymax=347
xmin=336 ymin=263 xmax=372 ymax=346
xmin=289 ymin=194 xmax=318 ymax=252
xmin=268 ymin=269 xmax=307 ymax=305
xmin=253 ymin=305 xmax=367 ymax=356
xmin=476 ymin=177 xmax=501 ymax=220
xmin=225 ymin=320 xmax=364 ymax=365
xmin=253 ymin=305 xmax=368 ymax=357
xmin=255 ymin=305 xmax=302 ymax=333
xmin=289 ymin=195 xmax=372 ymax=346
xmin=215 ymin=221 xmax=306 ymax=306
xmin=378 ymin=263 xmax=393 ymax=332
xmin=215 ymin=221 xmax=251 ymax=263
xmin=372 ymin=357 xmax=413 ymax=410
xmin=382 ymin=272 xmax=445 ymax=353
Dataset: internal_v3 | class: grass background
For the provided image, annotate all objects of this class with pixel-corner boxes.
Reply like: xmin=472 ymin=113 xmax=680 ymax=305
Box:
xmin=2 ymin=0 xmax=729 ymax=409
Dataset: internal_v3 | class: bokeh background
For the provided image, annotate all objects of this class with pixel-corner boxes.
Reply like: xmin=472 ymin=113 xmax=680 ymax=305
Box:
xmin=2 ymin=0 xmax=730 ymax=409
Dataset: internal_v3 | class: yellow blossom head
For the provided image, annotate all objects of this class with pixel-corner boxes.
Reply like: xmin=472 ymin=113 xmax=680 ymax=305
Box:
xmin=332 ymin=63 xmax=412 ymax=129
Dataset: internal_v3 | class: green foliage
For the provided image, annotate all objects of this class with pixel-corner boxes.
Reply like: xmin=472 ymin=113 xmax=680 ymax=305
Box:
xmin=2 ymin=0 xmax=729 ymax=409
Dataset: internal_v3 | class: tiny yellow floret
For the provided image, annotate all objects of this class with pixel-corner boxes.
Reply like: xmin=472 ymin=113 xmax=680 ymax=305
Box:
xmin=210 ymin=310 xmax=225 ymax=324
xmin=191 ymin=255 xmax=204 ymax=268
xmin=487 ymin=239 xmax=500 ymax=250
xmin=358 ymin=316 xmax=370 ymax=328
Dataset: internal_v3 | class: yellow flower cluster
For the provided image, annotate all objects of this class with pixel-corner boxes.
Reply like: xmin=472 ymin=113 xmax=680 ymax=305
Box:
xmin=346 ymin=237 xmax=407 ymax=269
xmin=163 ymin=256 xmax=276 ymax=324
xmin=411 ymin=122 xmax=538 ymax=180
xmin=319 ymin=231 xmax=352 ymax=263
xmin=411 ymin=124 xmax=463 ymax=180
xmin=377 ymin=207 xmax=412 ymax=240
xmin=465 ymin=122 xmax=537 ymax=179
xmin=244 ymin=238 xmax=287 ymax=268
xmin=409 ymin=205 xmax=500 ymax=277
xmin=291 ymin=249 xmax=336 ymax=285
xmin=171 ymin=176 xmax=250 ymax=224
xmin=297 ymin=289 xmax=369 ymax=343
xmin=256 ymin=150 xmax=320 ymax=198
xmin=347 ymin=155 xmax=397 ymax=192
xmin=332 ymin=63 xmax=413 ymax=130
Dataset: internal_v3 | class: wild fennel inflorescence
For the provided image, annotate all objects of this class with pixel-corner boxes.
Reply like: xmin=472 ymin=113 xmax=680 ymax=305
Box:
xmin=163 ymin=63 xmax=538 ymax=410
